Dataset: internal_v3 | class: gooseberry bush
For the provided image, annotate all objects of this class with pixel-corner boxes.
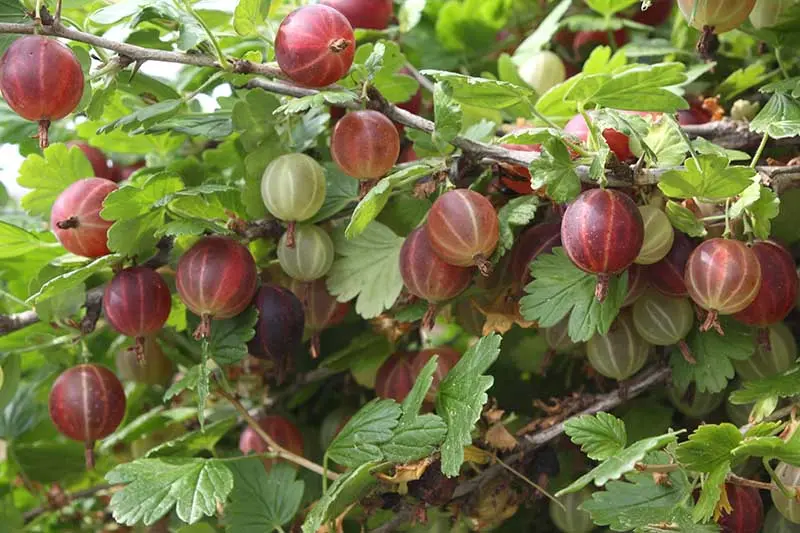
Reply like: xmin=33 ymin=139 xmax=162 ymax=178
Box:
xmin=2 ymin=0 xmax=800 ymax=532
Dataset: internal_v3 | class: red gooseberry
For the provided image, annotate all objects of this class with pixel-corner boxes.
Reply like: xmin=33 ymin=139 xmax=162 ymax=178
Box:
xmin=321 ymin=0 xmax=394 ymax=30
xmin=248 ymin=285 xmax=305 ymax=382
xmin=176 ymin=236 xmax=258 ymax=339
xmin=50 ymin=178 xmax=117 ymax=258
xmin=103 ymin=267 xmax=172 ymax=358
xmin=646 ymin=230 xmax=695 ymax=297
xmin=561 ymin=189 xmax=645 ymax=302
xmin=677 ymin=0 xmax=756 ymax=33
xmin=572 ymin=30 xmax=627 ymax=58
xmin=66 ymin=141 xmax=113 ymax=181
xmin=733 ymin=240 xmax=799 ymax=328
xmin=426 ymin=189 xmax=500 ymax=276
xmin=499 ymin=143 xmax=541 ymax=195
xmin=239 ymin=415 xmax=305 ymax=470
xmin=508 ymin=222 xmax=561 ymax=290
xmin=275 ymin=5 xmax=355 ymax=88
xmin=410 ymin=347 xmax=461 ymax=402
xmin=49 ymin=364 xmax=126 ymax=469
xmin=375 ymin=353 xmax=415 ymax=402
xmin=684 ymin=238 xmax=762 ymax=333
xmin=630 ymin=0 xmax=674 ymax=26
xmin=331 ymin=110 xmax=400 ymax=179
xmin=677 ymin=98 xmax=712 ymax=126
xmin=718 ymin=483 xmax=764 ymax=533
xmin=399 ymin=226 xmax=473 ymax=328
xmin=564 ymin=112 xmax=658 ymax=162
xmin=0 ymin=36 xmax=84 ymax=148
xmin=111 ymin=161 xmax=145 ymax=182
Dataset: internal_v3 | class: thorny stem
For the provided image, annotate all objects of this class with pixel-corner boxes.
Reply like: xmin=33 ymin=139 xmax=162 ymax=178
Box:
xmin=180 ymin=0 xmax=229 ymax=70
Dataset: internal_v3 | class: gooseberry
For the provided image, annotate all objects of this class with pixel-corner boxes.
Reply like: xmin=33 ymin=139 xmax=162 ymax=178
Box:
xmin=50 ymin=178 xmax=117 ymax=258
xmin=549 ymin=487 xmax=594 ymax=533
xmin=677 ymin=0 xmax=756 ymax=33
xmin=239 ymin=415 xmax=305 ymax=470
xmin=622 ymin=264 xmax=648 ymax=307
xmin=426 ymin=189 xmax=500 ymax=276
xmin=561 ymin=188 xmax=644 ymax=301
xmin=764 ymin=507 xmax=800 ymax=532
xmin=632 ymin=289 xmax=694 ymax=362
xmin=646 ymin=230 xmax=694 ymax=297
xmin=65 ymin=141 xmax=113 ymax=181
xmin=275 ymin=5 xmax=355 ymax=88
xmin=111 ymin=161 xmax=145 ymax=182
xmin=630 ymin=0 xmax=674 ymax=26
xmin=287 ymin=278 xmax=349 ymax=358
xmin=684 ymin=238 xmax=762 ymax=333
xmin=0 ymin=36 xmax=84 ymax=148
xmin=586 ymin=311 xmax=650 ymax=380
xmin=277 ymin=224 xmax=335 ymax=282
xmin=772 ymin=462 xmax=800 ymax=524
xmin=331 ymin=110 xmax=400 ymax=179
xmin=718 ymin=484 xmax=764 ymax=533
xmin=399 ymin=226 xmax=473 ymax=328
xmin=176 ymin=236 xmax=258 ymax=338
xmin=321 ymin=0 xmax=394 ymax=30
xmin=49 ymin=364 xmax=126 ymax=468
xmin=517 ymin=51 xmax=566 ymax=96
xmin=103 ymin=267 xmax=172 ymax=357
xmin=499 ymin=143 xmax=541 ymax=195
xmin=261 ymin=153 xmax=327 ymax=245
xmin=375 ymin=353 xmax=415 ymax=402
xmin=734 ymin=322 xmax=797 ymax=381
xmin=678 ymin=97 xmax=712 ymax=126
xmin=564 ymin=112 xmax=652 ymax=162
xmin=733 ymin=240 xmax=798 ymax=327
xmin=635 ymin=205 xmax=674 ymax=265
xmin=750 ymin=0 xmax=797 ymax=28
xmin=509 ymin=222 xmax=562 ymax=290
xmin=572 ymin=30 xmax=627 ymax=59
xmin=248 ymin=284 xmax=305 ymax=382
xmin=410 ymin=347 xmax=461 ymax=402
xmin=543 ymin=317 xmax=578 ymax=354
xmin=116 ymin=336 xmax=174 ymax=386
xmin=667 ymin=386 xmax=724 ymax=418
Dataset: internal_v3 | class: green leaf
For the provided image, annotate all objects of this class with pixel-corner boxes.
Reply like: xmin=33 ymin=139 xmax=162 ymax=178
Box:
xmin=107 ymin=209 xmax=166 ymax=259
xmin=659 ymin=155 xmax=756 ymax=200
xmin=586 ymin=63 xmax=689 ymax=113
xmin=164 ymin=365 xmax=202 ymax=402
xmin=432 ymin=82 xmax=463 ymax=144
xmin=436 ymin=333 xmax=502 ymax=477
xmin=750 ymin=93 xmax=800 ymax=139
xmin=527 ymin=138 xmax=581 ymax=202
xmin=27 ymin=254 xmax=121 ymax=304
xmin=301 ymin=461 xmax=381 ymax=533
xmin=226 ymin=460 xmax=303 ymax=533
xmin=584 ymin=0 xmax=639 ymax=17
xmin=233 ymin=0 xmax=270 ymax=36
xmin=747 ymin=186 xmax=780 ymax=240
xmin=512 ymin=0 xmax=571 ymax=59
xmin=187 ymin=308 xmax=257 ymax=365
xmin=675 ymin=423 xmax=742 ymax=473
xmin=718 ymin=63 xmax=768 ymax=101
xmin=564 ymin=413 xmax=627 ymax=461
xmin=398 ymin=0 xmax=425 ymax=32
xmin=729 ymin=364 xmax=800 ymax=405
xmin=146 ymin=417 xmax=238 ymax=458
xmin=520 ymin=248 xmax=628 ymax=342
xmin=665 ymin=200 xmax=707 ymax=238
xmin=327 ymin=222 xmax=405 ymax=319
xmin=0 ymin=353 xmax=21 ymax=412
xmin=311 ymin=164 xmax=359 ymax=223
xmin=692 ymin=462 xmax=730 ymax=522
xmin=639 ymin=118 xmax=687 ymax=167
xmin=420 ymin=70 xmax=534 ymax=109
xmin=732 ymin=432 xmax=800 ymax=466
xmin=274 ymin=91 xmax=358 ymax=115
xmin=556 ymin=431 xmax=681 ymax=496
xmin=495 ymin=196 xmax=539 ymax=257
xmin=321 ymin=331 xmax=392 ymax=373
xmin=17 ymin=143 xmax=95 ymax=217
xmin=771 ymin=188 xmax=800 ymax=244
xmin=0 ymin=222 xmax=59 ymax=259
xmin=97 ymin=100 xmax=183 ymax=134
xmin=327 ymin=399 xmax=401 ymax=468
xmin=101 ymin=174 xmax=184 ymax=219
xmin=106 ymin=458 xmax=234 ymax=526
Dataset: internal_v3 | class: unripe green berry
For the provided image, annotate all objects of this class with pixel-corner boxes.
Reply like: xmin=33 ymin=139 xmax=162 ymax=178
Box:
xmin=734 ymin=322 xmax=797 ymax=381
xmin=261 ymin=153 xmax=326 ymax=223
xmin=586 ymin=311 xmax=650 ymax=381
xmin=277 ymin=224 xmax=335 ymax=282
xmin=635 ymin=205 xmax=674 ymax=265
xmin=549 ymin=488 xmax=594 ymax=533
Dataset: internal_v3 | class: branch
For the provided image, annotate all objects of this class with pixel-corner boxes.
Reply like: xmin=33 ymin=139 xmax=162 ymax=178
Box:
xmin=23 ymin=483 xmax=115 ymax=523
xmin=0 ymin=310 xmax=38 ymax=335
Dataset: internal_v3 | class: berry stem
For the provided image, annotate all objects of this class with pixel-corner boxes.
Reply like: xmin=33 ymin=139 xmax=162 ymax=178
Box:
xmin=699 ymin=309 xmax=724 ymax=335
xmin=37 ymin=120 xmax=50 ymax=150
xmin=133 ymin=336 xmax=145 ymax=364
xmin=422 ymin=303 xmax=438 ymax=330
xmin=310 ymin=333 xmax=321 ymax=360
xmin=594 ymin=273 xmax=610 ymax=303
xmin=678 ymin=340 xmax=696 ymax=364
xmin=193 ymin=313 xmax=212 ymax=340
xmin=757 ymin=327 xmax=772 ymax=352
xmin=285 ymin=221 xmax=296 ymax=248
xmin=474 ymin=254 xmax=493 ymax=277
xmin=55 ymin=216 xmax=80 ymax=230
xmin=84 ymin=440 xmax=95 ymax=470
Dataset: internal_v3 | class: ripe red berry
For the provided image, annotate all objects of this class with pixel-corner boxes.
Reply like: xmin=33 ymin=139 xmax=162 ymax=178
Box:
xmin=630 ymin=0 xmax=674 ymax=26
xmin=275 ymin=5 xmax=355 ymax=88
xmin=321 ymin=0 xmax=394 ymax=29
xmin=499 ymin=143 xmax=541 ymax=195
xmin=426 ymin=189 xmax=500 ymax=276
xmin=49 ymin=364 xmax=126 ymax=469
xmin=509 ymin=222 xmax=561 ymax=290
xmin=400 ymin=226 xmax=473 ymax=328
xmin=0 ymin=36 xmax=84 ymax=148
xmin=646 ymin=230 xmax=695 ymax=297
xmin=733 ymin=240 xmax=798 ymax=327
xmin=572 ymin=30 xmax=627 ymax=58
xmin=677 ymin=0 xmax=756 ymax=33
xmin=685 ymin=238 xmax=762 ymax=333
xmin=116 ymin=336 xmax=174 ymax=386
xmin=111 ymin=161 xmax=145 ymax=182
xmin=718 ymin=483 xmax=764 ymax=533
xmin=248 ymin=285 xmax=305 ymax=382
xmin=677 ymin=98 xmax=712 ymax=126
xmin=176 ymin=236 xmax=258 ymax=339
xmin=331 ymin=110 xmax=400 ymax=179
xmin=375 ymin=353 xmax=415 ymax=402
xmin=239 ymin=415 xmax=305 ymax=470
xmin=50 ymin=178 xmax=117 ymax=258
xmin=561 ymin=189 xmax=645 ymax=301
xmin=410 ymin=347 xmax=461 ymax=402
xmin=66 ymin=141 xmax=113 ymax=181
xmin=287 ymin=278 xmax=349 ymax=358
xmin=103 ymin=267 xmax=172 ymax=357
xmin=564 ymin=112 xmax=657 ymax=162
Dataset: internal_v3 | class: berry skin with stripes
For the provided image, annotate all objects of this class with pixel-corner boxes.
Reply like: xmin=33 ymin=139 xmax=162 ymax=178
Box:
xmin=772 ymin=463 xmax=800 ymax=524
xmin=50 ymin=178 xmax=117 ymax=258
xmin=103 ymin=267 xmax=171 ymax=358
xmin=176 ymin=236 xmax=258 ymax=339
xmin=734 ymin=322 xmax=797 ymax=381
xmin=239 ymin=415 xmax=305 ymax=471
xmin=632 ymin=289 xmax=695 ymax=363
xmin=426 ymin=189 xmax=500 ymax=276
xmin=718 ymin=483 xmax=763 ymax=533
xmin=49 ymin=364 xmax=126 ymax=469
xmin=677 ymin=0 xmax=756 ymax=33
xmin=646 ymin=230 xmax=694 ymax=297
xmin=248 ymin=284 xmax=305 ymax=382
xmin=277 ymin=224 xmax=335 ymax=282
xmin=375 ymin=353 xmax=415 ymax=402
xmin=321 ymin=0 xmax=394 ymax=29
xmin=509 ymin=222 xmax=561 ymax=290
xmin=635 ymin=205 xmax=674 ymax=265
xmin=65 ymin=141 xmax=114 ymax=181
xmin=733 ymin=240 xmax=799 ymax=327
xmin=0 ymin=36 xmax=84 ymax=148
xmin=586 ymin=311 xmax=650 ymax=381
xmin=561 ymin=189 xmax=644 ymax=302
xmin=684 ymin=238 xmax=761 ymax=333
xmin=261 ymin=153 xmax=327 ymax=228
xmin=331 ymin=110 xmax=400 ymax=179
xmin=275 ymin=5 xmax=355 ymax=88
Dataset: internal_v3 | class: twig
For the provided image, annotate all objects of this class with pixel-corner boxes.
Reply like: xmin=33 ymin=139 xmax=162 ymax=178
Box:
xmin=217 ymin=387 xmax=339 ymax=481
xmin=403 ymin=62 xmax=435 ymax=94
xmin=0 ymin=310 xmax=39 ymax=335
xmin=23 ymin=483 xmax=115 ymax=523
xmin=79 ymin=290 xmax=103 ymax=334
